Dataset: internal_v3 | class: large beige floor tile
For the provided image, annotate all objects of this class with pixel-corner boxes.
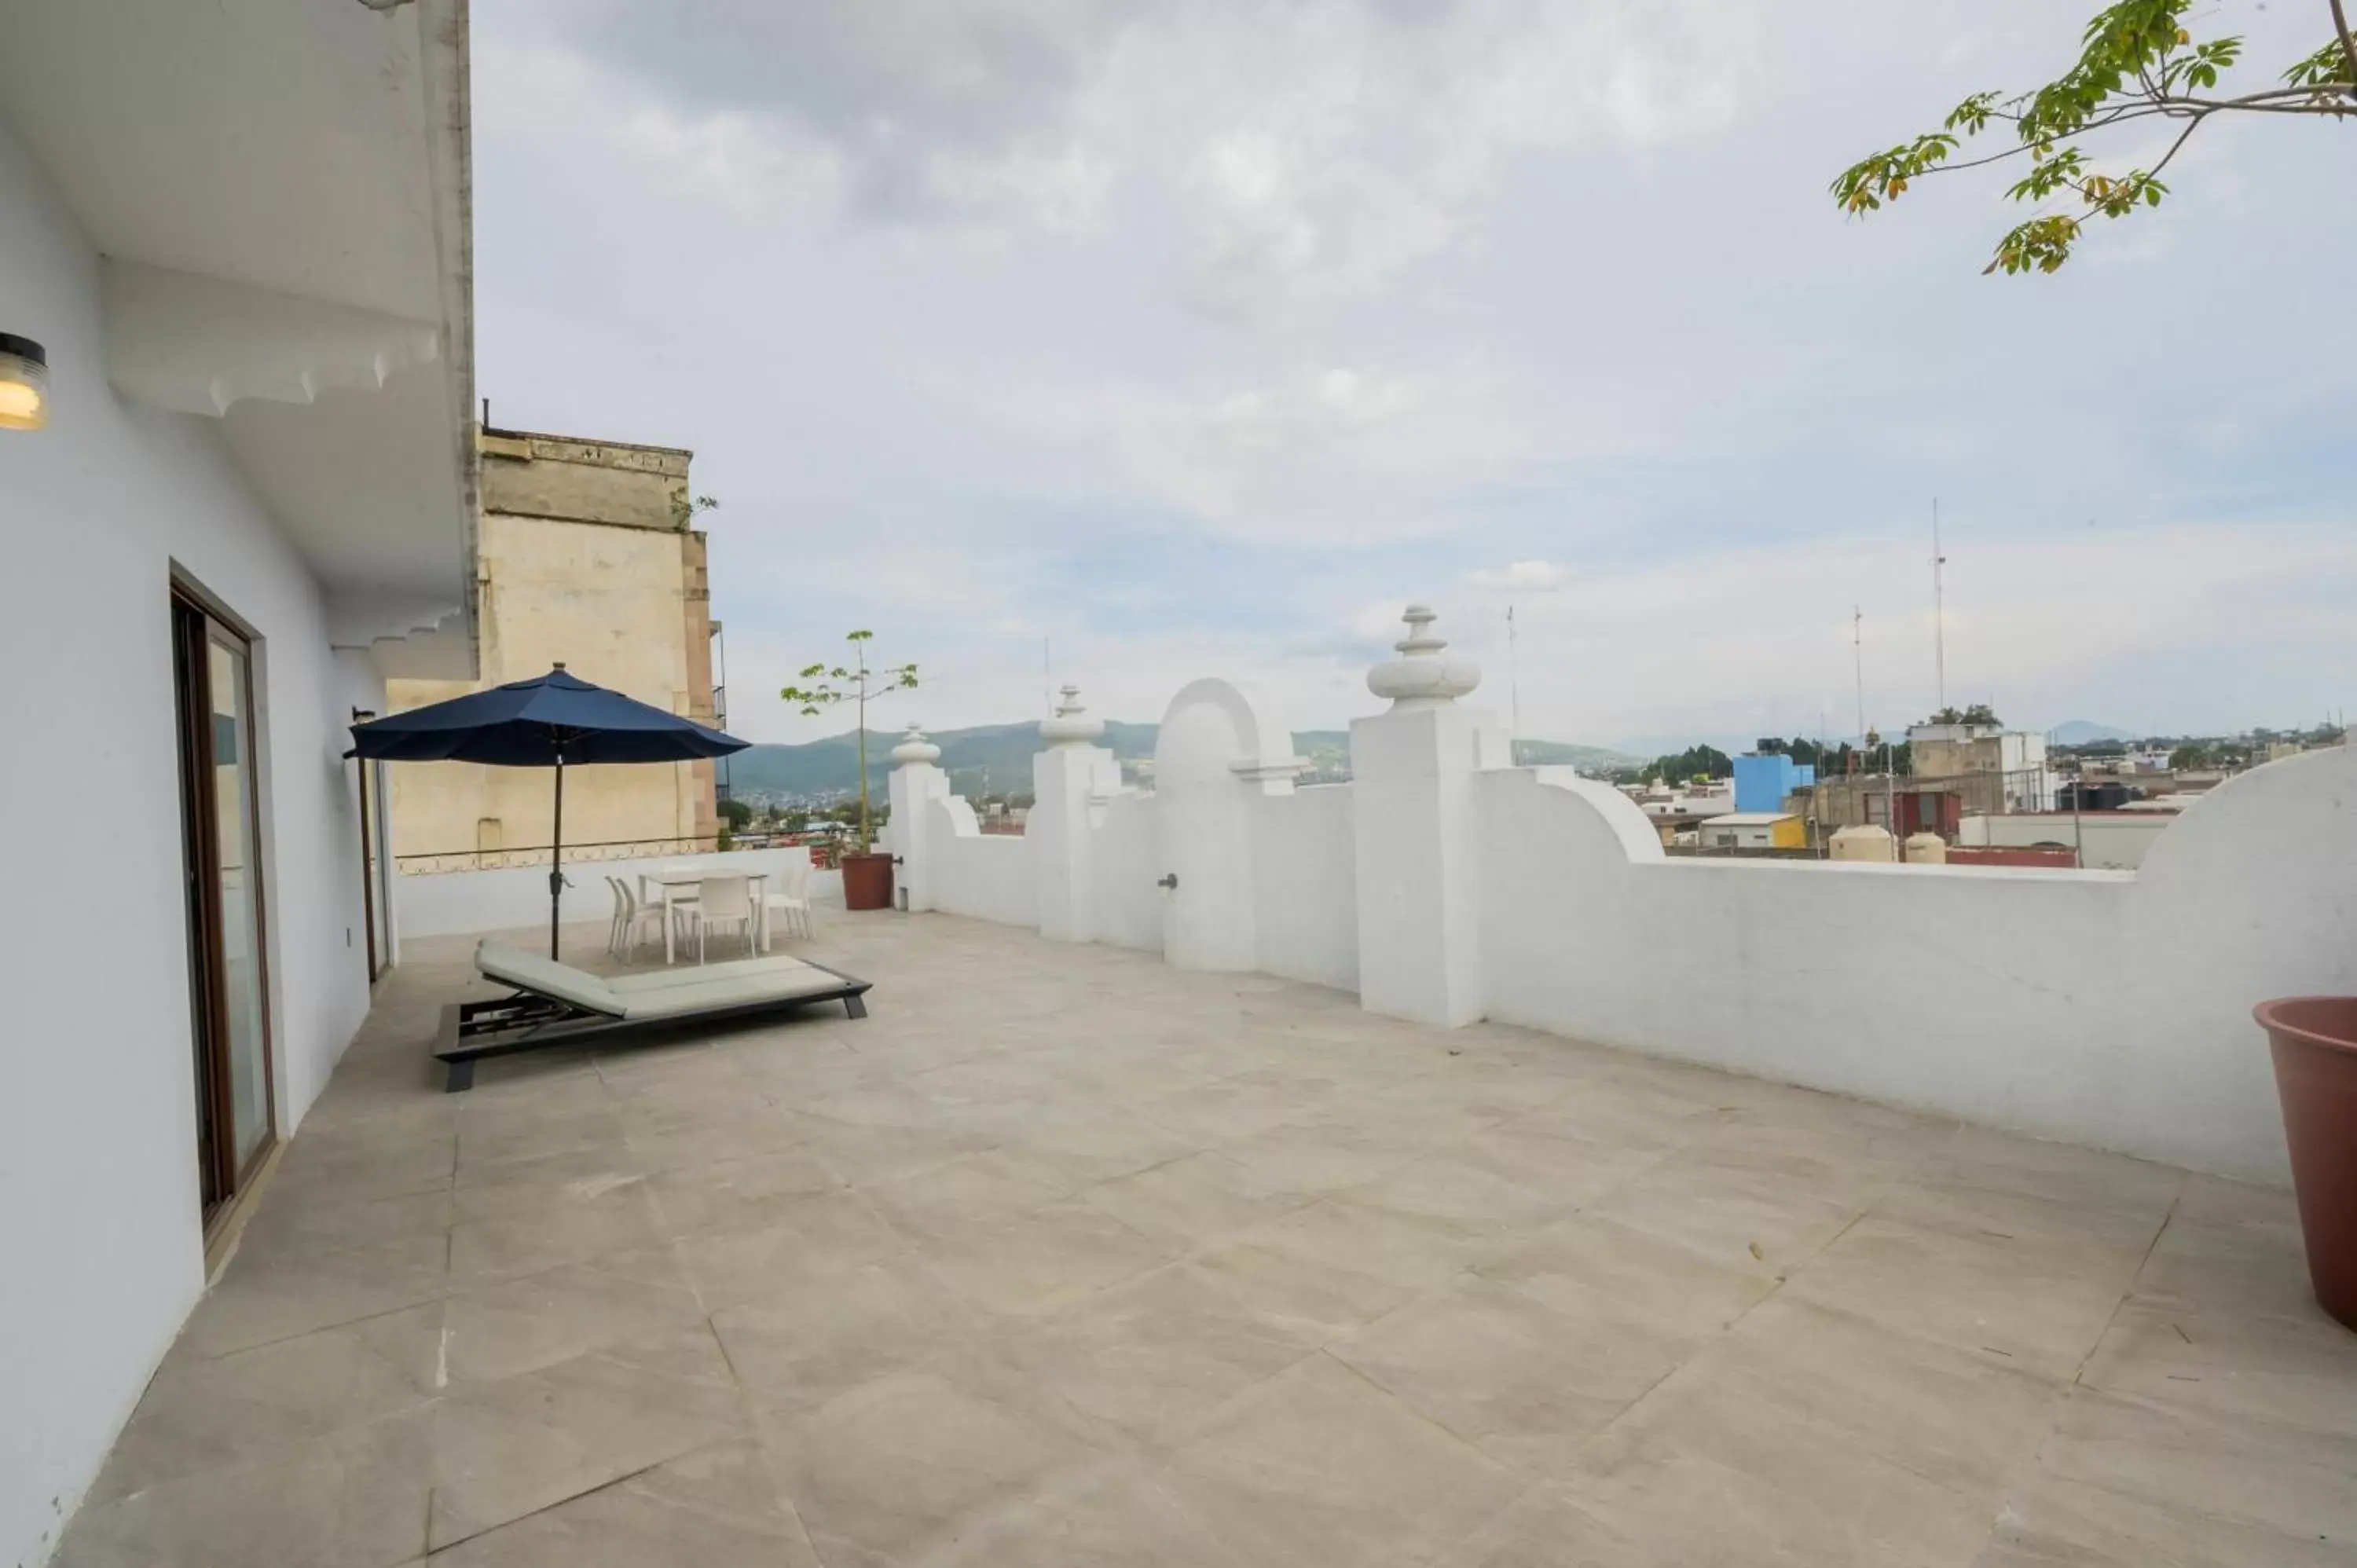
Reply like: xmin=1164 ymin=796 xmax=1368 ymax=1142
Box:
xmin=1701 ymin=1296 xmax=2066 ymax=1499
xmin=1475 ymin=1209 xmax=1778 ymax=1339
xmin=429 ymin=1324 xmax=748 ymax=1549
xmin=760 ymin=1356 xmax=1101 ymax=1564
xmin=865 ymin=1147 xmax=1083 ymax=1240
xmin=711 ymin=1251 xmax=989 ymax=1413
xmin=1186 ymin=1233 xmax=1424 ymax=1341
xmin=177 ymin=1234 xmax=451 ymax=1360
xmin=442 ymin=1244 xmax=706 ymax=1383
xmin=989 ymin=1262 xmax=1321 ymax=1442
xmin=448 ymin=1184 xmax=669 ymax=1287
xmin=1781 ymin=1214 xmax=2137 ymax=1381
xmin=1076 ymin=1150 xmax=1310 ymax=1247
xmin=427 ymin=1437 xmax=820 ymax=1568
xmin=57 ymin=1408 xmax=432 ymax=1568
xmin=1162 ymin=1354 xmax=1523 ymax=1567
xmin=642 ymin=1146 xmax=845 ymax=1236
xmin=2029 ymin=1384 xmax=2357 ymax=1547
xmin=1231 ymin=1194 xmax=1497 ymax=1292
xmin=1560 ymin=1359 xmax=2000 ymax=1568
xmin=95 ymin=1302 xmax=445 ymax=1500
xmin=1329 ymin=1274 xmax=1691 ymax=1478
xmin=1583 ymin=1144 xmax=1878 ymax=1277
xmin=918 ymin=1201 xmax=1175 ymax=1317
xmin=670 ymin=1190 xmax=911 ymax=1311
xmin=921 ymin=1454 xmax=1254 ymax=1568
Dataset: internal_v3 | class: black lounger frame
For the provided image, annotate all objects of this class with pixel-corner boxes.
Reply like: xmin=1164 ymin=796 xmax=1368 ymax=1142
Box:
xmin=434 ymin=958 xmax=871 ymax=1090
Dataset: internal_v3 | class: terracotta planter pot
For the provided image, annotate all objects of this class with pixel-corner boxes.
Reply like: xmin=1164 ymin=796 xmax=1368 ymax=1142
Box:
xmin=2254 ymin=997 xmax=2357 ymax=1332
xmin=841 ymin=851 xmax=895 ymax=912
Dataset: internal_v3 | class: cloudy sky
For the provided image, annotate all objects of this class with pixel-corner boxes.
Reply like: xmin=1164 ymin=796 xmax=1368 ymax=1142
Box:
xmin=471 ymin=0 xmax=2356 ymax=751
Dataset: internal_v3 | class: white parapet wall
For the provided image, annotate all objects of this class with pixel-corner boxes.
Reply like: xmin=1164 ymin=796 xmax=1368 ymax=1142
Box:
xmin=879 ymin=611 xmax=2354 ymax=1185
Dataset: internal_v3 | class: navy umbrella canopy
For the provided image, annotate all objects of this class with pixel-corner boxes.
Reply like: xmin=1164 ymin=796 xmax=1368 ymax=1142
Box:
xmin=350 ymin=665 xmax=750 ymax=955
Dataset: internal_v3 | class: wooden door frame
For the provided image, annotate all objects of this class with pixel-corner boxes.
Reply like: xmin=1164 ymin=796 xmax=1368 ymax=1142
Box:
xmin=170 ymin=583 xmax=278 ymax=1230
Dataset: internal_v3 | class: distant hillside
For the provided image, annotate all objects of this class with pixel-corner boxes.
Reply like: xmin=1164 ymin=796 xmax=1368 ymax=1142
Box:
xmin=724 ymin=722 xmax=1640 ymax=799
xmin=2047 ymin=720 xmax=2134 ymax=746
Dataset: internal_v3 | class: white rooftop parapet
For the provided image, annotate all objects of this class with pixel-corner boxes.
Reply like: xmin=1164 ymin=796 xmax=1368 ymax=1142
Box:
xmin=889 ymin=722 xmax=941 ymax=767
xmin=885 ymin=723 xmax=952 ymax=910
xmin=1366 ymin=603 xmax=1481 ymax=709
xmin=1040 ymin=684 xmax=1106 ymax=746
xmin=1034 ymin=687 xmax=1120 ymax=943
xmin=1351 ymin=603 xmax=1509 ymax=1028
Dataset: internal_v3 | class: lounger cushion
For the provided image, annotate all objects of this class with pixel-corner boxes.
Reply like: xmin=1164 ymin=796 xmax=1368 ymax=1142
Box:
xmin=476 ymin=942 xmax=624 ymax=1017
xmin=606 ymin=954 xmax=827 ymax=994
xmin=614 ymin=965 xmax=852 ymax=1020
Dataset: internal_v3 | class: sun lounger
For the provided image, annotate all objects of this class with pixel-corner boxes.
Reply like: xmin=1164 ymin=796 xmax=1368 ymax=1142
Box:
xmin=434 ymin=940 xmax=871 ymax=1090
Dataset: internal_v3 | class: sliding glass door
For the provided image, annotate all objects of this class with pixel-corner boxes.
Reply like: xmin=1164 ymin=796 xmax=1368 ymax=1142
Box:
xmin=173 ymin=592 xmax=274 ymax=1222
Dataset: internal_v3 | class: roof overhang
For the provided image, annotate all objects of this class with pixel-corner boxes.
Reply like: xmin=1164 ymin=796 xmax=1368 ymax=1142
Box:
xmin=0 ymin=0 xmax=478 ymax=677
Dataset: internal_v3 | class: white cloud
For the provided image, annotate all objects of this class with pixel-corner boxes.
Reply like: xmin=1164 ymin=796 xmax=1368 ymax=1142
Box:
xmin=471 ymin=0 xmax=2357 ymax=749
xmin=1465 ymin=560 xmax=1570 ymax=592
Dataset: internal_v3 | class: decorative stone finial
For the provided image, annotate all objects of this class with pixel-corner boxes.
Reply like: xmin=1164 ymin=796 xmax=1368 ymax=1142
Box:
xmin=890 ymin=722 xmax=940 ymax=766
xmin=1039 ymin=683 xmax=1106 ymax=746
xmin=1366 ymin=603 xmax=1480 ymax=709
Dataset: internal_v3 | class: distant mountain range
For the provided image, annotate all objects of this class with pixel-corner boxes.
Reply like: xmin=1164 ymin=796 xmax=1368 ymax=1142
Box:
xmin=724 ymin=722 xmax=1644 ymax=800
xmin=2046 ymin=720 xmax=2135 ymax=745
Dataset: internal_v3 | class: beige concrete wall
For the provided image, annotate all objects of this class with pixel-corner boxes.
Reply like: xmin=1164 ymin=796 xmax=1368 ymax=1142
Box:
xmin=387 ymin=429 xmax=717 ymax=863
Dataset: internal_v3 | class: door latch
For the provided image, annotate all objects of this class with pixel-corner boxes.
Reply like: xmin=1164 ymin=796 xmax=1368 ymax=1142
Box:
xmin=1157 ymin=873 xmax=1178 ymax=890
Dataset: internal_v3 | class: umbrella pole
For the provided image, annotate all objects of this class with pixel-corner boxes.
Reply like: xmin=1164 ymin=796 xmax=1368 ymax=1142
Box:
xmin=548 ymin=753 xmax=565 ymax=959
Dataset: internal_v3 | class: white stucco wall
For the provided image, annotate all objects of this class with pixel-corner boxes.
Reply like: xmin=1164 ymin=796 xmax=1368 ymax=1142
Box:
xmin=1476 ymin=754 xmax=2356 ymax=1182
xmin=392 ymin=846 xmax=837 ymax=940
xmin=1088 ymin=792 xmax=1164 ymax=954
xmin=1252 ymin=784 xmax=1358 ymax=990
xmin=932 ymin=830 xmax=1036 ymax=929
xmin=0 ymin=121 xmax=380 ymax=1568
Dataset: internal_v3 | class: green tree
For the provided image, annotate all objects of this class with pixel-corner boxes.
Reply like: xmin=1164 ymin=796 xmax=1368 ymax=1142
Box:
xmin=717 ymin=797 xmax=753 ymax=833
xmin=1832 ymin=1 xmax=2355 ymax=273
xmin=2169 ymin=742 xmax=2214 ymax=768
xmin=1645 ymin=744 xmax=1736 ymax=784
xmin=779 ymin=631 xmax=919 ymax=854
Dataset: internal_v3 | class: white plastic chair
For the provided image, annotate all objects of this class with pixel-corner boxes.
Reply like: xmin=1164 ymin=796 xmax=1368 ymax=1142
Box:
xmin=686 ymin=874 xmax=756 ymax=962
xmin=763 ymin=855 xmax=815 ymax=941
xmin=603 ymin=876 xmax=632 ymax=955
xmin=613 ymin=877 xmax=677 ymax=962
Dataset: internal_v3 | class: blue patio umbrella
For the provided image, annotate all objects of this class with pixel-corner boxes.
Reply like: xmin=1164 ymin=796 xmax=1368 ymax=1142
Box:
xmin=349 ymin=664 xmax=750 ymax=957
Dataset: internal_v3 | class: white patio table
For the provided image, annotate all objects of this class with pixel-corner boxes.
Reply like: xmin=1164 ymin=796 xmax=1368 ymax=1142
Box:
xmin=640 ymin=864 xmax=770 ymax=963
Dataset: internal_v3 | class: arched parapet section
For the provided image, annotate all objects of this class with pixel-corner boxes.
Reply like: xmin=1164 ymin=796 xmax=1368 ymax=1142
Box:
xmin=1157 ymin=677 xmax=1307 ymax=797
xmin=1154 ymin=677 xmax=1303 ymax=969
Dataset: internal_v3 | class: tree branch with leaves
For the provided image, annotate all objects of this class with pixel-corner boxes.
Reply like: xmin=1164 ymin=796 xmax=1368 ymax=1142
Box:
xmin=1832 ymin=0 xmax=2355 ymax=273
xmin=779 ymin=630 xmax=918 ymax=853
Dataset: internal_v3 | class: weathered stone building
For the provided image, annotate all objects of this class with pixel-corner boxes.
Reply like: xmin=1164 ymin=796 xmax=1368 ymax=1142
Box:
xmin=386 ymin=425 xmax=718 ymax=865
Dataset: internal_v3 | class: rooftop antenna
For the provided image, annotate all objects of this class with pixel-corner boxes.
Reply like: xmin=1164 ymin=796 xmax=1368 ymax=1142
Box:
xmin=1507 ymin=603 xmax=1522 ymax=766
xmin=1852 ymin=605 xmax=1866 ymax=750
xmin=1932 ymin=499 xmax=1947 ymax=717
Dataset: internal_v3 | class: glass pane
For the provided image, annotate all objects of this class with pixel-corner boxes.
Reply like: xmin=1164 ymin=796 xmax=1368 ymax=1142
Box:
xmin=209 ymin=637 xmax=271 ymax=1169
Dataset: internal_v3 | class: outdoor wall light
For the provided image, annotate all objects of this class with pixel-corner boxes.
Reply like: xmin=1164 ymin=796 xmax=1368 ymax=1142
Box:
xmin=0 ymin=334 xmax=49 ymax=431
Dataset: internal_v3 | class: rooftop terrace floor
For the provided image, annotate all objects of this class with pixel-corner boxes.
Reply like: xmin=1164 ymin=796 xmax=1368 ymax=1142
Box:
xmin=57 ymin=910 xmax=2357 ymax=1566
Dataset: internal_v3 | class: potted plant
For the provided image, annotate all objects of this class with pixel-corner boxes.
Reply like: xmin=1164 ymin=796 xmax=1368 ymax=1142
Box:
xmin=781 ymin=630 xmax=918 ymax=911
xmin=2253 ymin=998 xmax=2357 ymax=1332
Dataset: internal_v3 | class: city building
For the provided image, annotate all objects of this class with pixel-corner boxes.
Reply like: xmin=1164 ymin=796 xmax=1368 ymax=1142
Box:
xmin=1697 ymin=810 xmax=1808 ymax=851
xmin=384 ymin=425 xmax=720 ymax=866
xmin=1907 ymin=719 xmax=2056 ymax=812
xmin=1732 ymin=752 xmax=1815 ymax=812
